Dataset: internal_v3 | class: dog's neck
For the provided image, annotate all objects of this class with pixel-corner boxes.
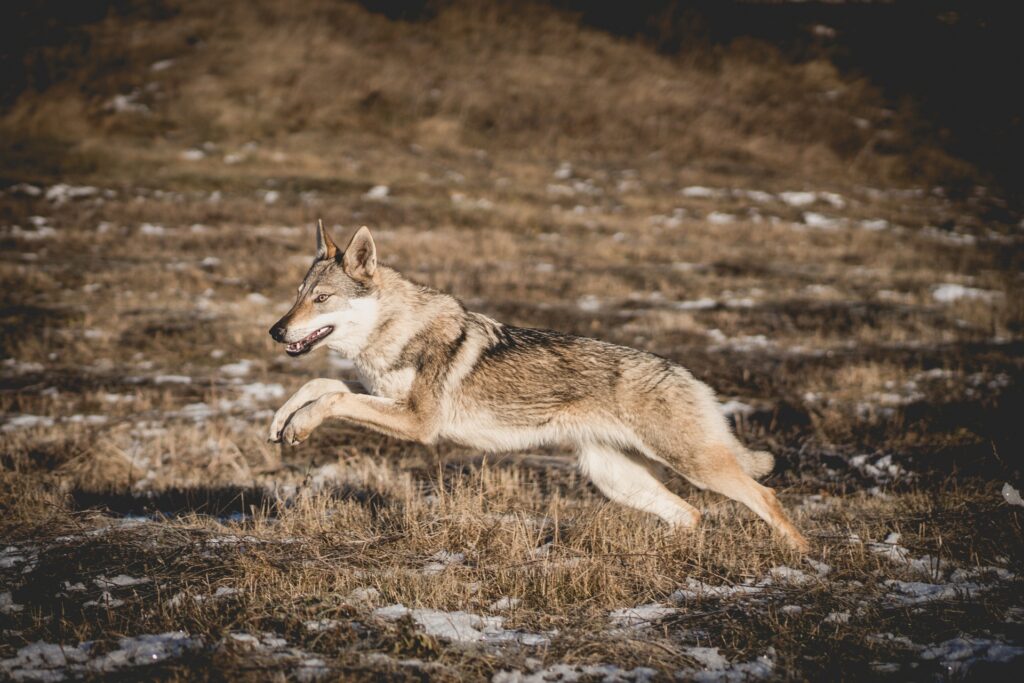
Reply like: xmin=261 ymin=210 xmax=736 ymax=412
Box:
xmin=348 ymin=266 xmax=465 ymax=379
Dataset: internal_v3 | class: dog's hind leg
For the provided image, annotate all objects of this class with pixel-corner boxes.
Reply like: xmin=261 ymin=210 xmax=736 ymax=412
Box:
xmin=578 ymin=442 xmax=700 ymax=528
xmin=690 ymin=445 xmax=809 ymax=552
xmin=269 ymin=378 xmax=363 ymax=442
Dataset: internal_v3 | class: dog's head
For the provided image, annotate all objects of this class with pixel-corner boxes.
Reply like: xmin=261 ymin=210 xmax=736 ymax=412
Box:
xmin=269 ymin=221 xmax=380 ymax=358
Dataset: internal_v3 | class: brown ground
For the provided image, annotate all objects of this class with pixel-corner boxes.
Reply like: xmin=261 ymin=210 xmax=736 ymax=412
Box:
xmin=1 ymin=2 xmax=1022 ymax=681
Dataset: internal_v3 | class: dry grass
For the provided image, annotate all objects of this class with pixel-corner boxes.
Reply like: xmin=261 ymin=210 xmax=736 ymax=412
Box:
xmin=2 ymin=1 xmax=1023 ymax=681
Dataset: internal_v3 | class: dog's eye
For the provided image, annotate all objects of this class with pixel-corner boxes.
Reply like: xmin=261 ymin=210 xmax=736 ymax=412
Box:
xmin=314 ymin=293 xmax=330 ymax=303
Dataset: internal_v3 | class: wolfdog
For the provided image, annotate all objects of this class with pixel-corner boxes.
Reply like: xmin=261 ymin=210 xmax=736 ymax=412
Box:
xmin=268 ymin=222 xmax=809 ymax=551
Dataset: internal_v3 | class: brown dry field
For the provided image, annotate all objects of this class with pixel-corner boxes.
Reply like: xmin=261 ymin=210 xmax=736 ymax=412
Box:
xmin=2 ymin=2 xmax=1023 ymax=681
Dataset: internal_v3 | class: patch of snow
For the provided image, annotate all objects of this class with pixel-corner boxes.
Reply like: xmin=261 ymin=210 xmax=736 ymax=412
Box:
xmin=672 ymin=578 xmax=764 ymax=602
xmin=84 ymin=591 xmax=125 ymax=608
xmin=7 ymin=225 xmax=58 ymax=240
xmin=818 ymin=192 xmax=846 ymax=209
xmin=681 ymin=186 xmax=720 ymax=198
xmin=740 ymin=189 xmax=774 ymax=203
xmin=932 ymin=283 xmax=1001 ymax=304
xmin=920 ymin=637 xmax=1024 ymax=676
xmin=0 ymin=591 xmax=24 ymax=615
xmin=884 ymin=579 xmax=984 ymax=605
xmin=849 ymin=454 xmax=911 ymax=486
xmin=489 ymin=597 xmax=521 ymax=611
xmin=45 ymin=184 xmax=99 ymax=204
xmin=865 ymin=532 xmax=937 ymax=577
xmin=220 ymin=359 xmax=253 ymax=377
xmin=2 ymin=359 xmax=45 ymax=374
xmin=364 ymin=185 xmax=390 ymax=201
xmin=348 ymin=587 xmax=380 ymax=604
xmin=860 ymin=219 xmax=889 ymax=231
xmin=247 ymin=292 xmax=271 ymax=305
xmin=139 ymin=223 xmax=166 ymax=236
xmin=178 ymin=402 xmax=216 ymax=421
xmin=706 ymin=211 xmax=736 ymax=225
xmin=804 ymin=558 xmax=831 ymax=576
xmin=779 ymin=191 xmax=817 ymax=207
xmin=373 ymin=605 xmax=547 ymax=645
xmin=8 ymin=183 xmax=42 ymax=197
xmin=304 ymin=618 xmax=342 ymax=633
xmin=150 ymin=59 xmax=175 ymax=71
xmin=373 ymin=605 xmax=494 ymax=642
xmin=921 ymin=226 xmax=976 ymax=246
xmin=2 ymin=415 xmax=55 ymax=431
xmin=707 ymin=330 xmax=775 ymax=353
xmin=92 ymin=632 xmax=200 ymax=672
xmin=609 ymin=602 xmax=678 ymax=627
xmin=450 ymin=192 xmax=494 ymax=211
xmin=422 ymin=550 xmax=465 ymax=575
xmin=825 ymin=611 xmax=851 ymax=624
xmin=494 ymin=663 xmax=657 ymax=683
xmin=94 ymin=575 xmax=150 ymax=588
xmin=67 ymin=414 xmax=107 ymax=427
xmin=674 ymin=297 xmax=717 ymax=311
xmin=1002 ymin=483 xmax=1024 ymax=507
xmin=803 ymin=212 xmax=842 ymax=230
xmin=105 ymin=89 xmax=149 ymax=115
xmin=263 ymin=190 xmax=280 ymax=205
xmin=689 ymin=651 xmax=775 ymax=682
xmin=768 ymin=566 xmax=814 ymax=585
xmin=210 ymin=586 xmax=239 ymax=600
xmin=553 ymin=162 xmax=573 ymax=180
xmin=576 ymin=295 xmax=601 ymax=312
xmin=682 ymin=646 xmax=731 ymax=671
xmin=180 ymin=148 xmax=205 ymax=161
xmin=154 ymin=374 xmax=191 ymax=384
xmin=237 ymin=382 xmax=285 ymax=403
xmin=1 ymin=641 xmax=90 ymax=681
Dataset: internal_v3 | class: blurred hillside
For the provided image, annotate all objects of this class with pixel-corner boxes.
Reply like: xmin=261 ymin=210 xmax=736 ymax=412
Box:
xmin=0 ymin=0 xmax=1005 ymax=197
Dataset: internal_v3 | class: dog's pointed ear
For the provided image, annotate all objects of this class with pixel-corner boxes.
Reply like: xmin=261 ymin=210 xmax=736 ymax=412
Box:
xmin=315 ymin=219 xmax=338 ymax=261
xmin=342 ymin=226 xmax=377 ymax=280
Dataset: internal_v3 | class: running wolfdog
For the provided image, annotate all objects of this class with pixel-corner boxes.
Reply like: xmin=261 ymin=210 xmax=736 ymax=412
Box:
xmin=269 ymin=222 xmax=809 ymax=551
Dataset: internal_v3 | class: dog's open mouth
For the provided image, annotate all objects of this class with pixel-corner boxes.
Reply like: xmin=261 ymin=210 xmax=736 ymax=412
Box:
xmin=285 ymin=326 xmax=334 ymax=356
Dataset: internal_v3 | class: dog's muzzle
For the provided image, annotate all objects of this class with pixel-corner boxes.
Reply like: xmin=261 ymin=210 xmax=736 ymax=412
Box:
xmin=270 ymin=324 xmax=335 ymax=357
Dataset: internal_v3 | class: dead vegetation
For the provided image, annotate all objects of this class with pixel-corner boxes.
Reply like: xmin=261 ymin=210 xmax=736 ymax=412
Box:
xmin=1 ymin=1 xmax=1023 ymax=681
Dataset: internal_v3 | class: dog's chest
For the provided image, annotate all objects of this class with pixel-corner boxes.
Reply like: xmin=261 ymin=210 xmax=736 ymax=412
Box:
xmin=357 ymin=364 xmax=416 ymax=399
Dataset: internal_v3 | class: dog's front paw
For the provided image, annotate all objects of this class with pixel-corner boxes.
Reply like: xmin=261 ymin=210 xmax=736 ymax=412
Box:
xmin=268 ymin=405 xmax=294 ymax=443
xmin=280 ymin=405 xmax=320 ymax=446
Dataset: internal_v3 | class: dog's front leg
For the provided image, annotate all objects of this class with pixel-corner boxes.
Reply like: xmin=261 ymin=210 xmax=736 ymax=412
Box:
xmin=268 ymin=379 xmax=364 ymax=443
xmin=280 ymin=392 xmax=431 ymax=445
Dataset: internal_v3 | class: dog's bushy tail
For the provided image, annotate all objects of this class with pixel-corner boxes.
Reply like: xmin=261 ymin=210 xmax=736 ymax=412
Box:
xmin=737 ymin=449 xmax=775 ymax=479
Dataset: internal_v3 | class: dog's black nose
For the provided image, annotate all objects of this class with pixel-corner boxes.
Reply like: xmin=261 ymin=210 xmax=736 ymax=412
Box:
xmin=269 ymin=324 xmax=287 ymax=342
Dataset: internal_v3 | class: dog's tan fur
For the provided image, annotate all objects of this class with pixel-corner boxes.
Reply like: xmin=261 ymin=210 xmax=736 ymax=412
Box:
xmin=269 ymin=223 xmax=809 ymax=551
